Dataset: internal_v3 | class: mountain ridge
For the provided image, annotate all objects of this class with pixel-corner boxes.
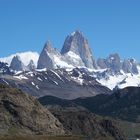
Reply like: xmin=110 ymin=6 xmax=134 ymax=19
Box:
xmin=0 ymin=30 xmax=140 ymax=91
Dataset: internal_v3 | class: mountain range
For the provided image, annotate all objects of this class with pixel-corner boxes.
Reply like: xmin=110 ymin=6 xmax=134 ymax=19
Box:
xmin=1 ymin=30 xmax=140 ymax=139
xmin=0 ymin=30 xmax=140 ymax=97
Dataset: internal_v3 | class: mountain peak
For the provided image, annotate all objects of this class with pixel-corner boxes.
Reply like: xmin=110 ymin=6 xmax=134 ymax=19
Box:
xmin=43 ymin=40 xmax=52 ymax=52
xmin=10 ymin=55 xmax=26 ymax=71
xmin=71 ymin=30 xmax=83 ymax=36
xmin=37 ymin=40 xmax=64 ymax=69
xmin=13 ymin=55 xmax=21 ymax=61
xmin=61 ymin=30 xmax=96 ymax=69
xmin=27 ymin=59 xmax=35 ymax=71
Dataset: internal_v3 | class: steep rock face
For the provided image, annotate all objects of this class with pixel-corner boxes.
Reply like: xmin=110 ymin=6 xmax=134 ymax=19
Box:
xmin=106 ymin=53 xmax=121 ymax=73
xmin=97 ymin=58 xmax=107 ymax=69
xmin=10 ymin=55 xmax=26 ymax=71
xmin=27 ymin=60 xmax=36 ymax=71
xmin=0 ymin=84 xmax=65 ymax=135
xmin=122 ymin=59 xmax=138 ymax=74
xmin=37 ymin=41 xmax=62 ymax=69
xmin=61 ymin=30 xmax=96 ymax=69
xmin=96 ymin=54 xmax=139 ymax=75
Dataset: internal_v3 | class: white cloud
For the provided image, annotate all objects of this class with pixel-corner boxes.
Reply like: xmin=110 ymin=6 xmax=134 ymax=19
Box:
xmin=0 ymin=51 xmax=39 ymax=66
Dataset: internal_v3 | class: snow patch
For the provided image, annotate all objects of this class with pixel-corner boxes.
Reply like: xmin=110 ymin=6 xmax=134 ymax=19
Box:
xmin=37 ymin=77 xmax=43 ymax=81
xmin=36 ymin=68 xmax=47 ymax=72
xmin=97 ymin=72 xmax=140 ymax=90
xmin=52 ymin=80 xmax=58 ymax=85
xmin=67 ymin=51 xmax=81 ymax=60
xmin=31 ymin=82 xmax=35 ymax=86
xmin=36 ymin=85 xmax=39 ymax=89
xmin=13 ymin=75 xmax=28 ymax=80
xmin=26 ymin=71 xmax=34 ymax=77
xmin=50 ymin=70 xmax=63 ymax=81
xmin=2 ymin=79 xmax=9 ymax=85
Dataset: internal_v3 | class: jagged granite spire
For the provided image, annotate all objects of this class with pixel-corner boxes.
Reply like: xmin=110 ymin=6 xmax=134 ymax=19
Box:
xmin=10 ymin=55 xmax=26 ymax=71
xmin=61 ymin=30 xmax=96 ymax=69
xmin=106 ymin=53 xmax=121 ymax=73
xmin=27 ymin=59 xmax=36 ymax=71
xmin=37 ymin=41 xmax=61 ymax=69
xmin=97 ymin=58 xmax=107 ymax=69
xmin=122 ymin=59 xmax=138 ymax=74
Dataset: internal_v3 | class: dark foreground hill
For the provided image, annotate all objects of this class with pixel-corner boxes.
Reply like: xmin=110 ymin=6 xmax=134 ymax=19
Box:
xmin=0 ymin=84 xmax=125 ymax=140
xmin=48 ymin=105 xmax=126 ymax=140
xmin=39 ymin=87 xmax=140 ymax=123
xmin=38 ymin=87 xmax=140 ymax=138
xmin=0 ymin=84 xmax=65 ymax=135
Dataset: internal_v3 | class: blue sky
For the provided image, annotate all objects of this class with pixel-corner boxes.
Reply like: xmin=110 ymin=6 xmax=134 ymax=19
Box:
xmin=0 ymin=0 xmax=140 ymax=61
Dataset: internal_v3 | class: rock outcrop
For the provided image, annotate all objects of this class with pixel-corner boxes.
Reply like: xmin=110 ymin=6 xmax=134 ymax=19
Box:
xmin=27 ymin=60 xmax=36 ymax=71
xmin=106 ymin=53 xmax=121 ymax=73
xmin=122 ymin=59 xmax=138 ymax=74
xmin=37 ymin=31 xmax=96 ymax=69
xmin=0 ymin=84 xmax=65 ymax=135
xmin=37 ymin=41 xmax=66 ymax=69
xmin=61 ymin=30 xmax=96 ymax=69
xmin=10 ymin=55 xmax=27 ymax=71
xmin=47 ymin=105 xmax=126 ymax=140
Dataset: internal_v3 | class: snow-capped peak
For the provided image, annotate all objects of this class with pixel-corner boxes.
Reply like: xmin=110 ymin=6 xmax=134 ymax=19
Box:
xmin=0 ymin=51 xmax=39 ymax=66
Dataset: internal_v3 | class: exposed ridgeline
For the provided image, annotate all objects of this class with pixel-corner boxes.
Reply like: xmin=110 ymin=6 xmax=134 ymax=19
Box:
xmin=0 ymin=30 xmax=140 ymax=91
xmin=97 ymin=54 xmax=139 ymax=74
xmin=10 ymin=55 xmax=36 ymax=72
xmin=61 ymin=30 xmax=96 ymax=69
xmin=37 ymin=30 xmax=96 ymax=69
xmin=0 ymin=30 xmax=139 ymax=75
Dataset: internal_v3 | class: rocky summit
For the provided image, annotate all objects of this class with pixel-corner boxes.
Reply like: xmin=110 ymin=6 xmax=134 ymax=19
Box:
xmin=37 ymin=30 xmax=96 ymax=69
xmin=10 ymin=55 xmax=26 ymax=71
xmin=37 ymin=41 xmax=63 ymax=69
xmin=61 ymin=30 xmax=96 ymax=69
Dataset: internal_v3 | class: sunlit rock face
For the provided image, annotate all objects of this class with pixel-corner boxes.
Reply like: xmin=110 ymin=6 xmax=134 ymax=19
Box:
xmin=61 ymin=30 xmax=96 ymax=69
xmin=37 ymin=41 xmax=62 ymax=69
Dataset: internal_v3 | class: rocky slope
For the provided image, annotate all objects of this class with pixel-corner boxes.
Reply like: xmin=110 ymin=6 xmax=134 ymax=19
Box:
xmin=0 ymin=84 xmax=126 ymax=140
xmin=0 ymin=84 xmax=65 ymax=135
xmin=0 ymin=68 xmax=111 ymax=99
xmin=46 ymin=106 xmax=126 ymax=140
